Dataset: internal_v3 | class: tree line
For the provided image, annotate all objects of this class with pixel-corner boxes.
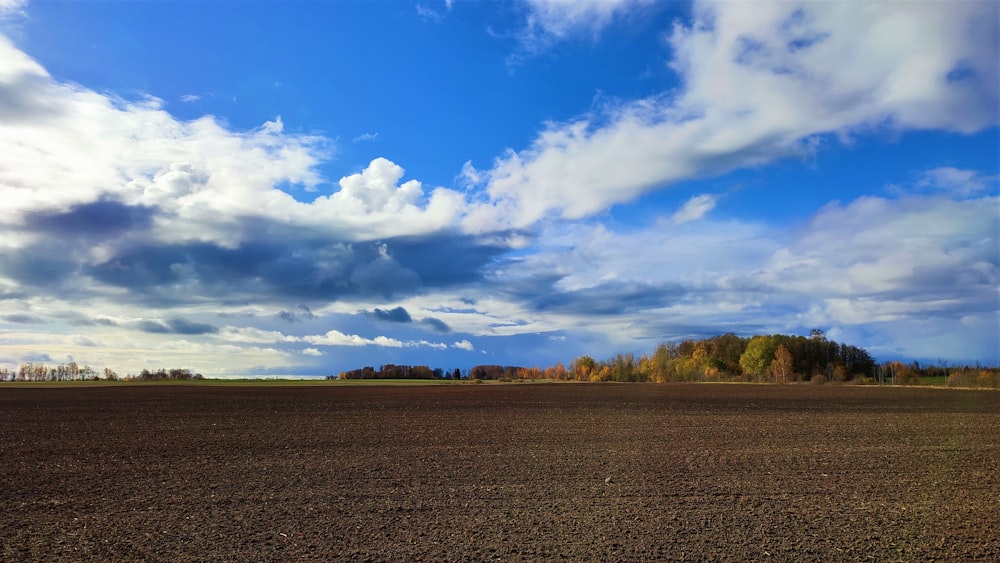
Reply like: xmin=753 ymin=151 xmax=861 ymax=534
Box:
xmin=3 ymin=332 xmax=998 ymax=387
xmin=361 ymin=331 xmax=996 ymax=388
xmin=461 ymin=332 xmax=879 ymax=384
xmin=333 ymin=364 xmax=458 ymax=380
xmin=0 ymin=363 xmax=202 ymax=382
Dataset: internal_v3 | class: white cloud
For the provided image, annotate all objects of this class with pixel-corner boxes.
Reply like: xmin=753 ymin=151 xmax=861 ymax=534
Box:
xmin=916 ymin=167 xmax=994 ymax=196
xmin=303 ymin=329 xmax=454 ymax=350
xmin=518 ymin=0 xmax=653 ymax=47
xmin=352 ymin=131 xmax=378 ymax=143
xmin=416 ymin=2 xmax=451 ymax=22
xmin=416 ymin=340 xmax=449 ymax=350
xmin=470 ymin=0 xmax=998 ymax=231
xmin=760 ymin=194 xmax=998 ymax=297
xmin=0 ymin=0 xmax=26 ymax=19
xmin=71 ymin=334 xmax=100 ymax=347
xmin=218 ymin=326 xmax=301 ymax=344
xmin=308 ymin=158 xmax=466 ymax=240
xmin=179 ymin=94 xmax=200 ymax=103
xmin=304 ymin=329 xmax=405 ymax=348
xmin=0 ymin=327 xmax=298 ymax=377
xmin=475 ymin=178 xmax=997 ymax=361
xmin=458 ymin=160 xmax=482 ymax=188
xmin=301 ymin=347 xmax=323 ymax=357
xmin=669 ymin=193 xmax=717 ymax=225
xmin=452 ymin=339 xmax=474 ymax=351
xmin=0 ymin=37 xmax=471 ymax=252
xmin=328 ymin=158 xmax=423 ymax=214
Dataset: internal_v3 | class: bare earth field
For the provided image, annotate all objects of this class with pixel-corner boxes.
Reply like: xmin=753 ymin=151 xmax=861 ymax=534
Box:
xmin=1 ymin=383 xmax=997 ymax=561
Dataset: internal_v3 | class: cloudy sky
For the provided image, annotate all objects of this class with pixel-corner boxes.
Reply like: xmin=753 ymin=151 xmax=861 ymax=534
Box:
xmin=0 ymin=0 xmax=997 ymax=377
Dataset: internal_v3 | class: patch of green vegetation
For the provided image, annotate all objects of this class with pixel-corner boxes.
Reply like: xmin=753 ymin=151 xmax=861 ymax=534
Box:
xmin=918 ymin=376 xmax=949 ymax=386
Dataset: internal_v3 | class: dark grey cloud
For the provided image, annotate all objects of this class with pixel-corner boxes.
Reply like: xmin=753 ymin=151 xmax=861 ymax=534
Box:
xmin=136 ymin=317 xmax=218 ymax=335
xmin=67 ymin=317 xmax=119 ymax=327
xmin=639 ymin=320 xmax=772 ymax=344
xmin=368 ymin=307 xmax=413 ymax=323
xmin=1 ymin=200 xmax=154 ymax=294
xmin=420 ymin=317 xmax=451 ymax=333
xmin=167 ymin=317 xmax=219 ymax=335
xmin=73 ymin=336 xmax=99 ymax=347
xmin=0 ymin=71 xmax=65 ymax=124
xmin=0 ymin=290 xmax=26 ymax=301
xmin=365 ymin=306 xmax=450 ymax=332
xmin=499 ymin=274 xmax=686 ymax=316
xmin=279 ymin=305 xmax=316 ymax=323
xmin=26 ymin=199 xmax=155 ymax=240
xmin=82 ymin=229 xmax=512 ymax=305
xmin=21 ymin=352 xmax=54 ymax=363
xmin=6 ymin=195 xmax=518 ymax=314
xmin=389 ymin=233 xmax=515 ymax=287
xmin=136 ymin=320 xmax=171 ymax=333
xmin=2 ymin=314 xmax=47 ymax=324
xmin=538 ymin=281 xmax=682 ymax=315
xmin=0 ymin=247 xmax=79 ymax=289
xmin=86 ymin=240 xmax=401 ymax=302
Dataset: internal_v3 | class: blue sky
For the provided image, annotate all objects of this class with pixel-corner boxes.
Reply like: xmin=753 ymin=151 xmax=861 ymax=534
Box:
xmin=0 ymin=0 xmax=997 ymax=377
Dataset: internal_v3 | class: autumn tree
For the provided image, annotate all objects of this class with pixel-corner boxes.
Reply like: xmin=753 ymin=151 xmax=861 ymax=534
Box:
xmin=642 ymin=343 xmax=678 ymax=383
xmin=768 ymin=344 xmax=794 ymax=383
xmin=545 ymin=362 xmax=568 ymax=381
xmin=884 ymin=361 xmax=918 ymax=385
xmin=740 ymin=335 xmax=778 ymax=380
xmin=571 ymin=355 xmax=595 ymax=381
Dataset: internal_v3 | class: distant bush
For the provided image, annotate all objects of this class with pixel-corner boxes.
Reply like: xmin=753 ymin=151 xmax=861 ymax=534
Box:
xmin=810 ymin=374 xmax=828 ymax=385
xmin=946 ymin=368 xmax=1000 ymax=389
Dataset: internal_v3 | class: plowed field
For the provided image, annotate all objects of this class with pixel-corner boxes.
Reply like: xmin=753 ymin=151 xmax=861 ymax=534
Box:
xmin=1 ymin=383 xmax=997 ymax=561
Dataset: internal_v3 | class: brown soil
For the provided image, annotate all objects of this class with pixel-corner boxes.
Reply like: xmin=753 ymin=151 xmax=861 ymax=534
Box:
xmin=1 ymin=383 xmax=997 ymax=561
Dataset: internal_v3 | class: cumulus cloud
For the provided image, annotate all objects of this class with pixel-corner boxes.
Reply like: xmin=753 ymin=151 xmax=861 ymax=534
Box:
xmin=0 ymin=39 xmax=505 ymax=306
xmin=310 ymin=158 xmax=465 ymax=240
xmin=303 ymin=329 xmax=451 ymax=350
xmin=469 ymin=0 xmax=998 ymax=230
xmin=0 ymin=36 xmax=473 ymax=307
xmin=303 ymin=329 xmax=384 ymax=347
xmin=452 ymin=339 xmax=474 ymax=351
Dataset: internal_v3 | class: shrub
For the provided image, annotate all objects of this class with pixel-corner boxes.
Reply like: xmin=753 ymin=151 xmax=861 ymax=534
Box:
xmin=810 ymin=374 xmax=828 ymax=385
xmin=978 ymin=371 xmax=999 ymax=388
